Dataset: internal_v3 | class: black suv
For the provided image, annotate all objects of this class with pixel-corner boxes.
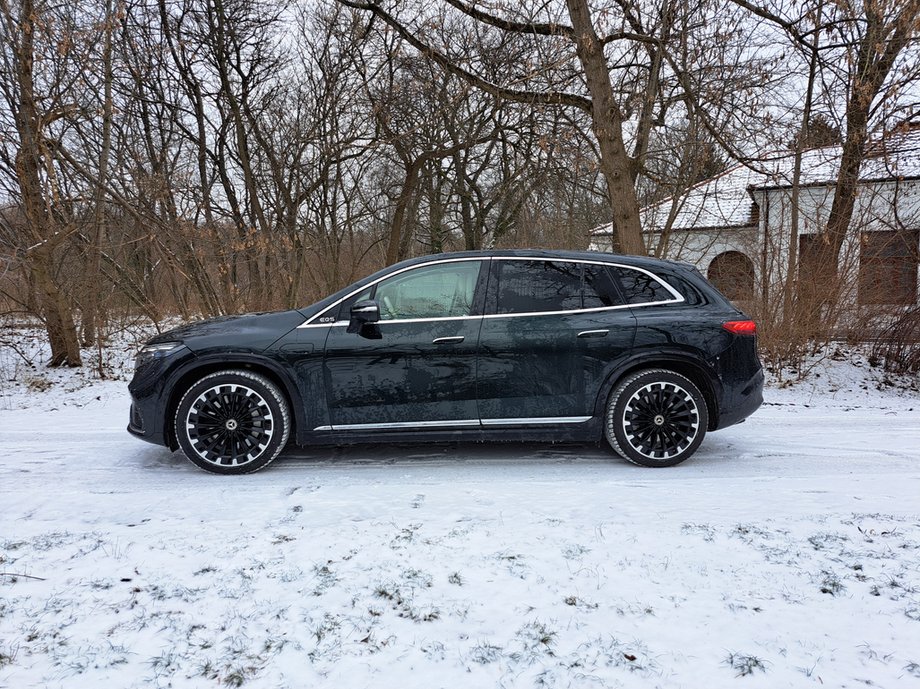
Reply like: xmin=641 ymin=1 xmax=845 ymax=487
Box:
xmin=128 ymin=250 xmax=763 ymax=474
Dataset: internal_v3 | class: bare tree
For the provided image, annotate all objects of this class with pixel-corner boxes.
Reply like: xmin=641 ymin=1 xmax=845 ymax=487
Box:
xmin=0 ymin=0 xmax=83 ymax=365
xmin=732 ymin=0 xmax=920 ymax=293
xmin=336 ymin=0 xmax=652 ymax=255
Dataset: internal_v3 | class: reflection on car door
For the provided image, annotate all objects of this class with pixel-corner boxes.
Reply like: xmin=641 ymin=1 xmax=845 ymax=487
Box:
xmin=322 ymin=259 xmax=486 ymax=429
xmin=476 ymin=259 xmax=637 ymax=425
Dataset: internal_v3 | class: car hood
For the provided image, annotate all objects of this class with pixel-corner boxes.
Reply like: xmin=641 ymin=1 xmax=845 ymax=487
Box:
xmin=146 ymin=310 xmax=306 ymax=353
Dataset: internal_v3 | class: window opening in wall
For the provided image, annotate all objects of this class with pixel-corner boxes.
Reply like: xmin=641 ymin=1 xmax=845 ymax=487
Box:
xmin=858 ymin=230 xmax=919 ymax=306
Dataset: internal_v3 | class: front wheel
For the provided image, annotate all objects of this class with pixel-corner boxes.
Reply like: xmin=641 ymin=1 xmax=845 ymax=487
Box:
xmin=604 ymin=369 xmax=708 ymax=467
xmin=174 ymin=370 xmax=291 ymax=474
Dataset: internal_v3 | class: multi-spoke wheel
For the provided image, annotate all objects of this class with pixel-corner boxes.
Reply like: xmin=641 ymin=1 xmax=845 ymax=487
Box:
xmin=604 ymin=369 xmax=708 ymax=467
xmin=175 ymin=370 xmax=290 ymax=474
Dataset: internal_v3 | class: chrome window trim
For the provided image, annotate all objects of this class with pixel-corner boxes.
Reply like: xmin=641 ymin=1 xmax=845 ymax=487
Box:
xmin=483 ymin=302 xmax=637 ymax=320
xmin=297 ymin=255 xmax=684 ymax=328
xmin=490 ymin=256 xmax=685 ymax=313
xmin=312 ymin=416 xmax=592 ymax=432
xmin=301 ymin=315 xmax=482 ymax=329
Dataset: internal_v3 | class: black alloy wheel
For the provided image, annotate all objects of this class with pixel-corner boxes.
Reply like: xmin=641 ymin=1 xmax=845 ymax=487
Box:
xmin=605 ymin=369 xmax=708 ymax=467
xmin=175 ymin=370 xmax=290 ymax=474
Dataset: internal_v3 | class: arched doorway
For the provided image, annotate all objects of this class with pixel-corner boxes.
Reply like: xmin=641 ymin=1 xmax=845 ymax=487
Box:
xmin=708 ymin=251 xmax=755 ymax=301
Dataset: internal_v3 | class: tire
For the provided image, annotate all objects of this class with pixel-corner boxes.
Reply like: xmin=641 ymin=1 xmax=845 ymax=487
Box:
xmin=174 ymin=369 xmax=291 ymax=475
xmin=604 ymin=369 xmax=708 ymax=467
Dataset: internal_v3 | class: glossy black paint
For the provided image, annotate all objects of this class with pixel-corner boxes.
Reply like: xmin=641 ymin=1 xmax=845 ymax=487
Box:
xmin=324 ymin=318 xmax=482 ymax=426
xmin=128 ymin=250 xmax=763 ymax=456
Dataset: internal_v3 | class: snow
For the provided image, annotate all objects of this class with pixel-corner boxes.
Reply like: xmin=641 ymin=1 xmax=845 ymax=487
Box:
xmin=2 ymin=326 xmax=920 ymax=688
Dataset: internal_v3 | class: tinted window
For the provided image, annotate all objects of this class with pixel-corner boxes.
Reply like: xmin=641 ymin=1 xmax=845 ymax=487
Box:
xmin=495 ymin=261 xmax=583 ymax=314
xmin=665 ymin=274 xmax=705 ymax=306
xmin=374 ymin=260 xmax=482 ymax=320
xmin=583 ymin=264 xmax=624 ymax=308
xmin=494 ymin=260 xmax=624 ymax=314
xmin=612 ymin=267 xmax=676 ymax=304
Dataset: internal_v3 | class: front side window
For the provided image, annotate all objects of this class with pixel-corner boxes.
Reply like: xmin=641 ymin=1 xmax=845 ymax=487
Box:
xmin=373 ymin=260 xmax=482 ymax=320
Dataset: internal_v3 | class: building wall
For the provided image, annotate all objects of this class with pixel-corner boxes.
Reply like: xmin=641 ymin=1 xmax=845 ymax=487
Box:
xmin=756 ymin=179 xmax=920 ymax=318
xmin=591 ymin=178 xmax=920 ymax=320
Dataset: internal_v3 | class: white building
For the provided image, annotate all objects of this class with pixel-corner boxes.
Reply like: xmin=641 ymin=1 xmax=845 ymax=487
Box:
xmin=589 ymin=127 xmax=920 ymax=320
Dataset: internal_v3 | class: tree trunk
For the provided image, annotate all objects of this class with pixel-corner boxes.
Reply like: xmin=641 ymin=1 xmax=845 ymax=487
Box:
xmin=4 ymin=0 xmax=82 ymax=365
xmin=566 ymin=0 xmax=645 ymax=255
xmin=787 ymin=3 xmax=822 ymax=326
xmin=31 ymin=247 xmax=82 ymax=367
xmin=212 ymin=0 xmax=270 ymax=308
xmin=386 ymin=158 xmax=423 ymax=265
xmin=814 ymin=1 xmax=920 ymax=291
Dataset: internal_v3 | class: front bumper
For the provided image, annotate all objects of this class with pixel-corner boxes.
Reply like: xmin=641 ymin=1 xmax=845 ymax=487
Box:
xmin=127 ymin=345 xmax=194 ymax=448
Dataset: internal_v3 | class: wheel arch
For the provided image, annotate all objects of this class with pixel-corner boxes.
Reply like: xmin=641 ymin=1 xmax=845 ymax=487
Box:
xmin=164 ymin=355 xmax=303 ymax=450
xmin=595 ymin=354 xmax=722 ymax=434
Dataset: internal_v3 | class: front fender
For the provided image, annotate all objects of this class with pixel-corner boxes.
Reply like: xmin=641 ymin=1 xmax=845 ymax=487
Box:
xmin=162 ymin=352 xmax=308 ymax=450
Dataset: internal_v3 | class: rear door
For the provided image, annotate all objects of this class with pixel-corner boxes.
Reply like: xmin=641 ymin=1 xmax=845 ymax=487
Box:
xmin=476 ymin=258 xmax=637 ymax=426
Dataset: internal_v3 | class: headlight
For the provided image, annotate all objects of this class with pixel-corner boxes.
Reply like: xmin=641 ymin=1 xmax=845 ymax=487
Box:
xmin=135 ymin=341 xmax=183 ymax=369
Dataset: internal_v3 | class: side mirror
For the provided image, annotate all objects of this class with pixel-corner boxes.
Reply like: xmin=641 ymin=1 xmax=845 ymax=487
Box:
xmin=346 ymin=299 xmax=380 ymax=333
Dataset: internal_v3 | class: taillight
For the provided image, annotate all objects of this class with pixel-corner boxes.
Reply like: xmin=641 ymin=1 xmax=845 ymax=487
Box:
xmin=723 ymin=320 xmax=757 ymax=336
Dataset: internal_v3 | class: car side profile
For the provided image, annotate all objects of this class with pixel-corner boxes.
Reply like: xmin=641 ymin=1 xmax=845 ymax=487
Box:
xmin=128 ymin=250 xmax=764 ymax=474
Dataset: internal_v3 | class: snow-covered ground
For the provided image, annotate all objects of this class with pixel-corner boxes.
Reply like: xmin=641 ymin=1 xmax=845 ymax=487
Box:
xmin=1 ymin=325 xmax=920 ymax=688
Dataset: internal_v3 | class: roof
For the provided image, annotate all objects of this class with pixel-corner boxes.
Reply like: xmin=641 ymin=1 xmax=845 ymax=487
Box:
xmin=591 ymin=125 xmax=920 ymax=236
xmin=395 ymin=248 xmax=687 ymax=272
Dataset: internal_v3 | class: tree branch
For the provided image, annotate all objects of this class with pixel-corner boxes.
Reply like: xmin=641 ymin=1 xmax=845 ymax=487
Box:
xmin=441 ymin=0 xmax=574 ymax=38
xmin=337 ymin=0 xmax=592 ymax=111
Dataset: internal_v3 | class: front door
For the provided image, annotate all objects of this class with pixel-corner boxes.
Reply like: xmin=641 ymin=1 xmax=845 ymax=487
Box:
xmin=323 ymin=259 xmax=486 ymax=430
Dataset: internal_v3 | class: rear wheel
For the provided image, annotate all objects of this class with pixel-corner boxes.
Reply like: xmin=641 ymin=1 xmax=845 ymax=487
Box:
xmin=174 ymin=370 xmax=290 ymax=474
xmin=605 ymin=369 xmax=708 ymax=467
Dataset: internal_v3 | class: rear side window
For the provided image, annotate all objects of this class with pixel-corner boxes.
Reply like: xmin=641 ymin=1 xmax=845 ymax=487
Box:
xmin=611 ymin=267 xmax=678 ymax=305
xmin=494 ymin=260 xmax=625 ymax=314
xmin=583 ymin=264 xmax=624 ymax=308
xmin=495 ymin=261 xmax=582 ymax=314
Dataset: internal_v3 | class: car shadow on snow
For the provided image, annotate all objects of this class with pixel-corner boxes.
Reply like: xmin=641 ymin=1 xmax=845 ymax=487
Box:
xmin=277 ymin=438 xmax=740 ymax=470
xmin=281 ymin=441 xmax=612 ymax=466
xmin=137 ymin=438 xmax=742 ymax=474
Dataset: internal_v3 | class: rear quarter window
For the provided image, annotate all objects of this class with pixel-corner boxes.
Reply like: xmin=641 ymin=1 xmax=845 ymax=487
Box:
xmin=611 ymin=266 xmax=679 ymax=305
xmin=661 ymin=273 xmax=706 ymax=306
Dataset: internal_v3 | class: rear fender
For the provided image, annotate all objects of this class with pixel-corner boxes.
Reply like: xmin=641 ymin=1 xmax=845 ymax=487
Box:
xmin=593 ymin=352 xmax=723 ymax=434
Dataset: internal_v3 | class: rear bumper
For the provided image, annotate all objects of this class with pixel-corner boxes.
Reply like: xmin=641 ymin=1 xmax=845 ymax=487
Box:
xmin=715 ymin=367 xmax=764 ymax=430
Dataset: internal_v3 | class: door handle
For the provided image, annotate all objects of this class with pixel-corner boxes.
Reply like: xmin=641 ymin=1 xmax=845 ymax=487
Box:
xmin=433 ymin=336 xmax=465 ymax=345
xmin=577 ymin=329 xmax=609 ymax=338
